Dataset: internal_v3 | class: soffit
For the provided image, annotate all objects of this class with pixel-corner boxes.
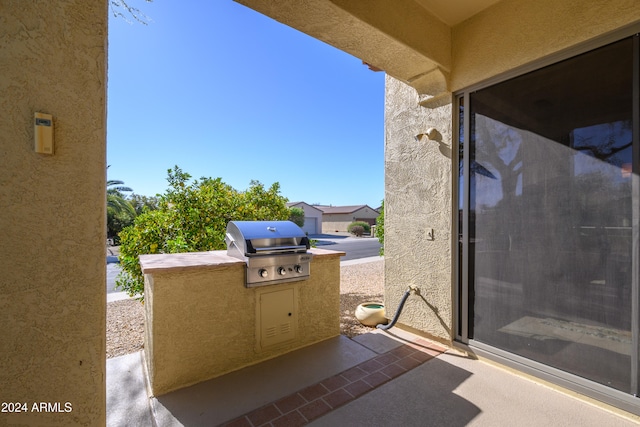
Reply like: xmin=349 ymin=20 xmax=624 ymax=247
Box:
xmin=234 ymin=0 xmax=454 ymax=100
xmin=413 ymin=0 xmax=502 ymax=26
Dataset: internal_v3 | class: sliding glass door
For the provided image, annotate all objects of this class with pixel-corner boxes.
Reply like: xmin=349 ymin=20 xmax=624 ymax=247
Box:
xmin=459 ymin=35 xmax=639 ymax=396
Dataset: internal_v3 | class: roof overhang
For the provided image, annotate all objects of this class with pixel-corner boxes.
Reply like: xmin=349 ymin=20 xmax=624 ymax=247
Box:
xmin=412 ymin=0 xmax=502 ymax=26
xmin=234 ymin=0 xmax=497 ymax=105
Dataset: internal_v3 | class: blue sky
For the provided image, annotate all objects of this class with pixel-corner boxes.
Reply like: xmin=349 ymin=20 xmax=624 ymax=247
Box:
xmin=107 ymin=1 xmax=385 ymax=208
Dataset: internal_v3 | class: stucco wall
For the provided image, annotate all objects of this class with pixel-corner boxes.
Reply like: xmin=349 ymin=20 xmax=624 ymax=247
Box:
xmin=384 ymin=75 xmax=453 ymax=343
xmin=142 ymin=249 xmax=342 ymax=396
xmin=322 ymin=208 xmax=379 ymax=233
xmin=322 ymin=214 xmax=353 ymax=233
xmin=0 ymin=1 xmax=107 ymax=426
xmin=451 ymin=0 xmax=640 ymax=91
xmin=383 ymin=0 xmax=640 ymax=345
xmin=322 ymin=220 xmax=350 ymax=233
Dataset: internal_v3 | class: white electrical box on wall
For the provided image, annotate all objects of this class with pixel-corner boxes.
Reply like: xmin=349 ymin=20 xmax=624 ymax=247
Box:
xmin=34 ymin=112 xmax=54 ymax=154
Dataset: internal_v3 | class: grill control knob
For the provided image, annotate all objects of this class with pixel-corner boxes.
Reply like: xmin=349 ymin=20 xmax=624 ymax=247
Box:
xmin=277 ymin=267 xmax=287 ymax=276
xmin=259 ymin=269 xmax=268 ymax=278
xmin=294 ymin=265 xmax=303 ymax=273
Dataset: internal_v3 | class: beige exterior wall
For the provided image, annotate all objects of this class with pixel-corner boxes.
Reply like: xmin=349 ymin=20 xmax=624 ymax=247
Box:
xmin=384 ymin=75 xmax=453 ymax=343
xmin=322 ymin=208 xmax=379 ymax=233
xmin=322 ymin=215 xmax=353 ymax=233
xmin=451 ymin=0 xmax=640 ymax=91
xmin=383 ymin=0 xmax=640 ymax=344
xmin=0 ymin=1 xmax=107 ymax=425
xmin=141 ymin=249 xmax=342 ymax=396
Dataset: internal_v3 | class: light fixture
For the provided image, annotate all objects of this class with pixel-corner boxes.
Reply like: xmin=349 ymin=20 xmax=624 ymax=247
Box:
xmin=414 ymin=128 xmax=440 ymax=142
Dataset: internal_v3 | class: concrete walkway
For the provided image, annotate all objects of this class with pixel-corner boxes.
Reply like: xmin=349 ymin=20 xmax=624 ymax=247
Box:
xmin=106 ymin=351 xmax=154 ymax=427
xmin=106 ymin=327 xmax=638 ymax=426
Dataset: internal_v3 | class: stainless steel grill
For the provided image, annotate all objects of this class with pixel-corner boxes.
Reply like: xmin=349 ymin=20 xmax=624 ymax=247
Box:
xmin=225 ymin=220 xmax=313 ymax=287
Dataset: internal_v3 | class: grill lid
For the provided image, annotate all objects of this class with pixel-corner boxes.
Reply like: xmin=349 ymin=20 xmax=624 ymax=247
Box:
xmin=226 ymin=220 xmax=310 ymax=257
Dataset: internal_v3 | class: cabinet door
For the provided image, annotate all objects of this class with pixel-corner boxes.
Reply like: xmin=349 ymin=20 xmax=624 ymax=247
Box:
xmin=259 ymin=287 xmax=296 ymax=348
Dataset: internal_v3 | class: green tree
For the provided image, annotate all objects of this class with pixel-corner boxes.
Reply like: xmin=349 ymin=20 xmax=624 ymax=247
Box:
xmin=107 ymin=179 xmax=134 ymax=214
xmin=107 ymin=178 xmax=136 ymax=242
xmin=288 ymin=207 xmax=305 ymax=228
xmin=116 ymin=166 xmax=290 ymax=297
xmin=129 ymin=193 xmax=159 ymax=215
xmin=375 ymin=200 xmax=384 ymax=255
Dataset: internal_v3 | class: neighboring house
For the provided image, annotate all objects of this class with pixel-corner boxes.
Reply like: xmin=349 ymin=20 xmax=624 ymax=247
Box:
xmin=239 ymin=0 xmax=640 ymax=417
xmin=315 ymin=205 xmax=379 ymax=233
xmin=5 ymin=1 xmax=640 ymax=424
xmin=286 ymin=201 xmax=323 ymax=235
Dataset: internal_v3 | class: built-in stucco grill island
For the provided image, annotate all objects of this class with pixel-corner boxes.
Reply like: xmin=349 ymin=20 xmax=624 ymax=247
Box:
xmin=225 ymin=220 xmax=313 ymax=287
xmin=139 ymin=224 xmax=344 ymax=396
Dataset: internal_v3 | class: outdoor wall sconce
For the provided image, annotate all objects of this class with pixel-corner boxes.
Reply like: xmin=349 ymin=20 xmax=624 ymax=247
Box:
xmin=415 ymin=128 xmax=451 ymax=158
xmin=414 ymin=128 xmax=441 ymax=142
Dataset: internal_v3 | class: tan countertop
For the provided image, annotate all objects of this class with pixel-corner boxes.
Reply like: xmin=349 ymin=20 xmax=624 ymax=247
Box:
xmin=140 ymin=248 xmax=345 ymax=275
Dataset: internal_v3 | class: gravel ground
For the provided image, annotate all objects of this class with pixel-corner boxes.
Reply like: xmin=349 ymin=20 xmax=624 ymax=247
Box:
xmin=338 ymin=260 xmax=385 ymax=338
xmin=106 ymin=259 xmax=384 ymax=358
xmin=107 ymin=299 xmax=145 ymax=358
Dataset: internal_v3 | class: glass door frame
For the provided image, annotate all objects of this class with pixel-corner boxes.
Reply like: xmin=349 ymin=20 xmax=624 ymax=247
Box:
xmin=454 ymin=28 xmax=640 ymax=414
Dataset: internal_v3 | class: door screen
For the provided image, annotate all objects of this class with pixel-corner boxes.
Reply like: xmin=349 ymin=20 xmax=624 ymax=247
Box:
xmin=465 ymin=37 xmax=635 ymax=392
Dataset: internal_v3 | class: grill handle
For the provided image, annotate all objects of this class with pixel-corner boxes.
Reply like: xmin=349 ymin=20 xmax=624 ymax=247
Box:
xmin=253 ymin=245 xmax=308 ymax=252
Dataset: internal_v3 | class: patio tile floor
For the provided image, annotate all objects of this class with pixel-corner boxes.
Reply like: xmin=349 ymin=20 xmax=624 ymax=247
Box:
xmin=107 ymin=327 xmax=640 ymax=427
xmin=222 ymin=338 xmax=446 ymax=426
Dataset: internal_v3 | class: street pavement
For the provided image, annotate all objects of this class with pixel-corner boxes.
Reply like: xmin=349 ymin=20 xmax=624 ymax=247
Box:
xmin=310 ymin=235 xmax=382 ymax=261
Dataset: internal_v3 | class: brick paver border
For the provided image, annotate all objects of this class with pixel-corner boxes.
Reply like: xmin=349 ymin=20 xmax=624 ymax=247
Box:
xmin=222 ymin=338 xmax=446 ymax=427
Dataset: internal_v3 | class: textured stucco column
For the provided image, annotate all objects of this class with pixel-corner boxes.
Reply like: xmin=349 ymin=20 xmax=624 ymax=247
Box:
xmin=384 ymin=75 xmax=453 ymax=344
xmin=0 ymin=1 xmax=107 ymax=425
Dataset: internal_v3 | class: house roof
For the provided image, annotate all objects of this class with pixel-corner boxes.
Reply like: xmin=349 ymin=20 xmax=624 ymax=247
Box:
xmin=286 ymin=201 xmax=324 ymax=213
xmin=314 ymin=205 xmax=379 ymax=214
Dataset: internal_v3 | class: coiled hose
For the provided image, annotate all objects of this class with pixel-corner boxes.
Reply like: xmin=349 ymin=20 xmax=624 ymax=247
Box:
xmin=376 ymin=287 xmax=413 ymax=330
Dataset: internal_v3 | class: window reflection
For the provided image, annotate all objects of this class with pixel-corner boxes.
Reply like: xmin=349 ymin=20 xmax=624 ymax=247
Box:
xmin=468 ymin=37 xmax=634 ymax=392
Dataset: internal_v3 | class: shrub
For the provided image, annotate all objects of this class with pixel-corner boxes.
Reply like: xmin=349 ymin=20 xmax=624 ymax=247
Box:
xmin=288 ymin=207 xmax=305 ymax=228
xmin=116 ymin=166 xmax=290 ymax=298
xmin=376 ymin=201 xmax=384 ymax=255
xmin=350 ymin=225 xmax=365 ymax=237
xmin=348 ymin=221 xmax=371 ymax=235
